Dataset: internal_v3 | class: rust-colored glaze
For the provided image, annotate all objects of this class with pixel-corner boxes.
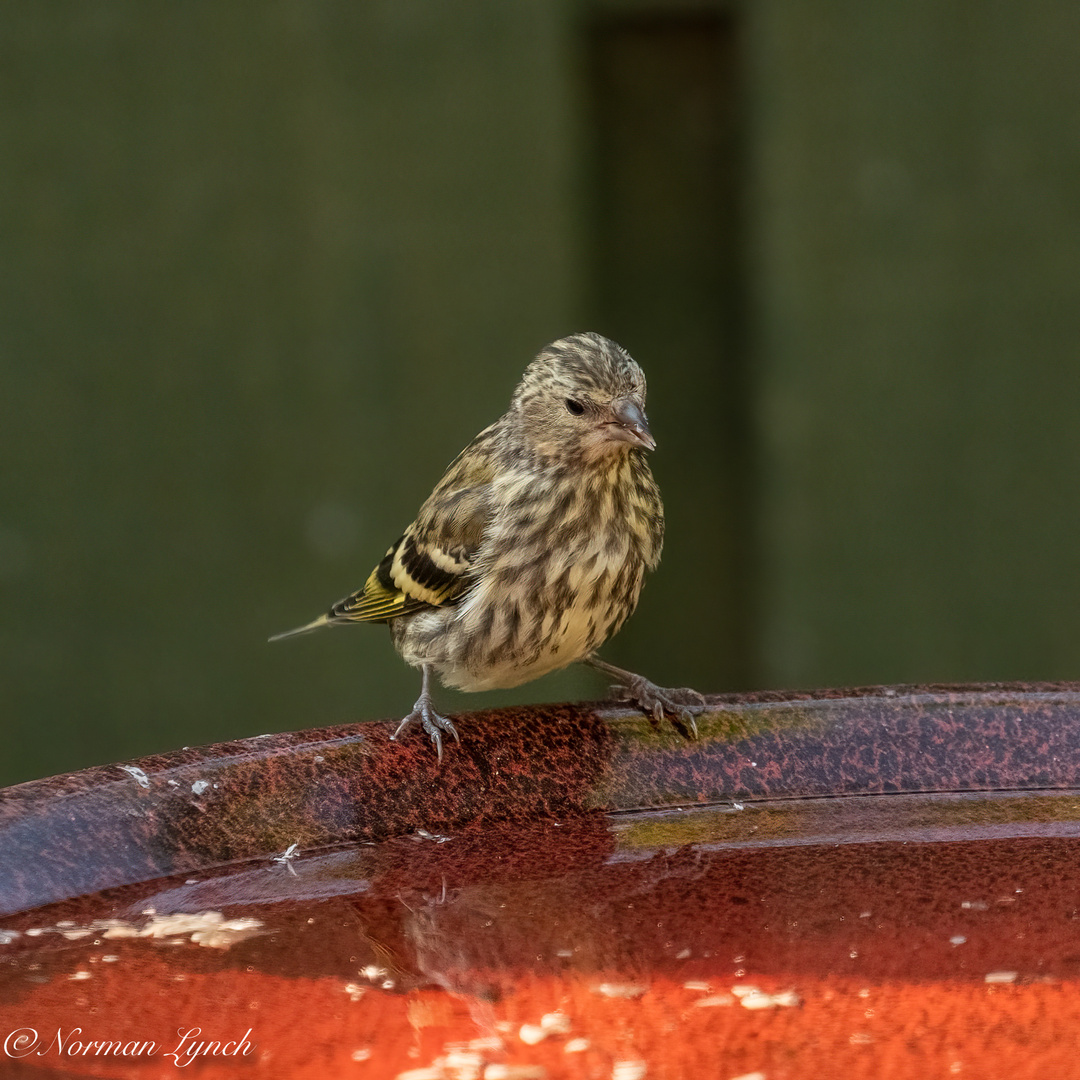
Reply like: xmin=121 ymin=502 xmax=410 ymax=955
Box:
xmin=4 ymin=684 xmax=1080 ymax=1077
xmin=4 ymin=794 xmax=1080 ymax=1077
xmin=3 ymin=683 xmax=1080 ymax=915
xmin=6 ymin=966 xmax=1080 ymax=1079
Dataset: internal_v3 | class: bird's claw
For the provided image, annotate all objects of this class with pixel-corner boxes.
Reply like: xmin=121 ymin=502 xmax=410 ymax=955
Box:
xmin=391 ymin=694 xmax=460 ymax=762
xmin=608 ymin=678 xmax=706 ymax=739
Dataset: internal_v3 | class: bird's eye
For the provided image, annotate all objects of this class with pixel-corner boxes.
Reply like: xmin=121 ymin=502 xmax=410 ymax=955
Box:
xmin=565 ymin=398 xmax=585 ymax=415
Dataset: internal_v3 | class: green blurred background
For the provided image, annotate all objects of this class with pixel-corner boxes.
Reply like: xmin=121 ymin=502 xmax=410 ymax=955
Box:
xmin=2 ymin=0 xmax=1079 ymax=786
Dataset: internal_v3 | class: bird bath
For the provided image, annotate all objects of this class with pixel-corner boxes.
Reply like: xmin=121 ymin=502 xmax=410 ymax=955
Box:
xmin=3 ymin=684 xmax=1080 ymax=1077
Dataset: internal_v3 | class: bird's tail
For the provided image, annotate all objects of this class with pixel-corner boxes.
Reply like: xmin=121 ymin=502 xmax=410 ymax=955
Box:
xmin=268 ymin=614 xmax=332 ymax=643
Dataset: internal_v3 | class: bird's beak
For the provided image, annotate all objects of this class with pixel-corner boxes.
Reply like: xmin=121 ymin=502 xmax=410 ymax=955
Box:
xmin=606 ymin=397 xmax=656 ymax=451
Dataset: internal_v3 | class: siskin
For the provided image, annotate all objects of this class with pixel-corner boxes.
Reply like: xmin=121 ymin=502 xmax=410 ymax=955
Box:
xmin=272 ymin=332 xmax=705 ymax=758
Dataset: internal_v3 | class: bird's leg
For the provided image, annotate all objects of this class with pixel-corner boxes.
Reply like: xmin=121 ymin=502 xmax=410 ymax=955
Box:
xmin=391 ymin=664 xmax=460 ymax=762
xmin=584 ymin=654 xmax=706 ymax=739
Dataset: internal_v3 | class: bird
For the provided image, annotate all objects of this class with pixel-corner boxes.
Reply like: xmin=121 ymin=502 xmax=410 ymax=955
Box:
xmin=271 ymin=332 xmax=706 ymax=759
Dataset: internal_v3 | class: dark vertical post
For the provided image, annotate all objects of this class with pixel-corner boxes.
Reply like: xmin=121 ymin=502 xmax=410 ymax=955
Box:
xmin=585 ymin=9 xmax=754 ymax=690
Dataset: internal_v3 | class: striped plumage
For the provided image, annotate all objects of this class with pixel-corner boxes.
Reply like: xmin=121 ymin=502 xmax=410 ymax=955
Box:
xmin=272 ymin=332 xmax=704 ymax=757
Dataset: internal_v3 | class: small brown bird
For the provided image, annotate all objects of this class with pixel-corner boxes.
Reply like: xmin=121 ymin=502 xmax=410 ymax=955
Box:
xmin=272 ymin=332 xmax=705 ymax=757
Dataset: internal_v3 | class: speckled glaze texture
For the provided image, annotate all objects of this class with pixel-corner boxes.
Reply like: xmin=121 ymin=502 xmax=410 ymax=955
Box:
xmin=3 ymin=683 xmax=1080 ymax=915
xmin=6 ymin=684 xmax=1080 ymax=1077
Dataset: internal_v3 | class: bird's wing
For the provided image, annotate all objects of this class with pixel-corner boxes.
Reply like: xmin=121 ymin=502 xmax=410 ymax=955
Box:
xmin=327 ymin=426 xmax=500 ymax=624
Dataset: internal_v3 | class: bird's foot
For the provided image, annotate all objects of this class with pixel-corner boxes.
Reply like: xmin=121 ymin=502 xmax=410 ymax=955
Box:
xmin=608 ymin=675 xmax=706 ymax=739
xmin=391 ymin=692 xmax=460 ymax=762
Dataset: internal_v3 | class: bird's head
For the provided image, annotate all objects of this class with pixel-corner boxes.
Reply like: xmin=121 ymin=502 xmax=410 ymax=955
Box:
xmin=511 ymin=332 xmax=654 ymax=464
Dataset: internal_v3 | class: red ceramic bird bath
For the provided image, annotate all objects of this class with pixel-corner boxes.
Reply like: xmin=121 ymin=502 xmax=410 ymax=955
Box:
xmin=3 ymin=684 xmax=1080 ymax=1078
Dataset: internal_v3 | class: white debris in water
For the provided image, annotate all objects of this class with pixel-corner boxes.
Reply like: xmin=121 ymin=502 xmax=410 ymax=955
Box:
xmin=735 ymin=987 xmax=801 ymax=1010
xmin=272 ymin=843 xmax=301 ymax=876
xmin=612 ymin=1062 xmax=647 ymax=1080
xmin=565 ymin=1039 xmax=590 ymax=1053
xmin=191 ymin=780 xmax=210 ymax=795
xmin=414 ymin=829 xmax=453 ymax=844
xmin=273 ymin=843 xmax=300 ymax=864
xmin=15 ymin=911 xmax=259 ymax=951
xmin=143 ymin=912 xmax=263 ymax=949
xmin=118 ymin=765 xmax=150 ymax=788
xmin=519 ymin=1024 xmax=547 ymax=1045
xmin=694 ymin=994 xmax=735 ymax=1007
xmin=961 ymin=900 xmax=988 ymax=911
xmin=442 ymin=1049 xmax=484 ymax=1073
xmin=730 ymin=1073 xmax=767 ymax=1080
xmin=594 ymin=982 xmax=649 ymax=999
xmin=985 ymin=971 xmax=1019 ymax=984
xmin=950 ymin=936 xmax=967 ymax=946
xmin=101 ymin=924 xmax=139 ymax=939
xmin=68 ymin=971 xmax=92 ymax=981
xmin=540 ymin=1012 xmax=572 ymax=1035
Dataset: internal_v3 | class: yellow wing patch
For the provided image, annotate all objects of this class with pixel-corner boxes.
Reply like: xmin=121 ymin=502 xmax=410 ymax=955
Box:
xmin=324 ymin=428 xmax=500 ymax=626
xmin=330 ymin=562 xmax=430 ymax=625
